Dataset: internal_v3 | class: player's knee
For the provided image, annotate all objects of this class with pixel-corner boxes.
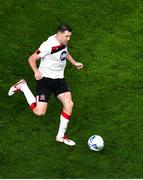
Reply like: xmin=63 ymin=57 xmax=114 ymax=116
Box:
xmin=65 ymin=100 xmax=74 ymax=111
xmin=70 ymin=101 xmax=74 ymax=109
xmin=34 ymin=109 xmax=46 ymax=116
xmin=36 ymin=111 xmax=46 ymax=116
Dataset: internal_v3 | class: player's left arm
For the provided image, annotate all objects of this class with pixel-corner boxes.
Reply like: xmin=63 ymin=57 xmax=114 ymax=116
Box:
xmin=66 ymin=52 xmax=83 ymax=69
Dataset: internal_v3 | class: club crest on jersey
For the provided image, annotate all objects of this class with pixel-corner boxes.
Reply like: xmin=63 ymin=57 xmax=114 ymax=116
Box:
xmin=60 ymin=51 xmax=67 ymax=61
xmin=40 ymin=94 xmax=45 ymax=101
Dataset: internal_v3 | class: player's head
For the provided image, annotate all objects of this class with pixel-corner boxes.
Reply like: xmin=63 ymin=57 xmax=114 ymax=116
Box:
xmin=56 ymin=24 xmax=72 ymax=45
xmin=57 ymin=24 xmax=72 ymax=33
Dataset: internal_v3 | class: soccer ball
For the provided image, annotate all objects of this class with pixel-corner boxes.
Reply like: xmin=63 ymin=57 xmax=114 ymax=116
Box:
xmin=88 ymin=135 xmax=104 ymax=151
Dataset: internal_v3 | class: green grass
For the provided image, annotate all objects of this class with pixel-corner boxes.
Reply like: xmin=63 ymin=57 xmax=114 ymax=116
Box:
xmin=1 ymin=0 xmax=143 ymax=178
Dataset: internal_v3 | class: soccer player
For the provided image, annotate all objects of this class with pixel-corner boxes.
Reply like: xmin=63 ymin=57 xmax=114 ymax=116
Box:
xmin=8 ymin=24 xmax=83 ymax=146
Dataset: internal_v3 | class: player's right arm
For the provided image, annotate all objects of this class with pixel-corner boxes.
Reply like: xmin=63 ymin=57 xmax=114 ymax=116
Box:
xmin=28 ymin=53 xmax=43 ymax=80
xmin=28 ymin=40 xmax=51 ymax=80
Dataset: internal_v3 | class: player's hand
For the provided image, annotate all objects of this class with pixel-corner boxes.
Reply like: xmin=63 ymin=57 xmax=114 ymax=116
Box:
xmin=34 ymin=70 xmax=43 ymax=80
xmin=74 ymin=62 xmax=84 ymax=70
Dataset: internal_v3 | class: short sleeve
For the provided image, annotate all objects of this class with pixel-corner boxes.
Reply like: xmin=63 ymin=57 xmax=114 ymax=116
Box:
xmin=36 ymin=41 xmax=51 ymax=58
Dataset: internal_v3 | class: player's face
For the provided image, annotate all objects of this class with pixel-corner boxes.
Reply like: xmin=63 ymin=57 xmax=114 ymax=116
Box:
xmin=59 ymin=31 xmax=72 ymax=45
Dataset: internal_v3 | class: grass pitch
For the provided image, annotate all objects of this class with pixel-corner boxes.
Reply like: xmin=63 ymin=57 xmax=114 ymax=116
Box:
xmin=1 ymin=0 xmax=143 ymax=178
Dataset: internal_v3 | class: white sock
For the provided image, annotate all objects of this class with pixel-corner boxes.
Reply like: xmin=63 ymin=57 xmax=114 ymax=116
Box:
xmin=21 ymin=83 xmax=36 ymax=108
xmin=57 ymin=111 xmax=71 ymax=138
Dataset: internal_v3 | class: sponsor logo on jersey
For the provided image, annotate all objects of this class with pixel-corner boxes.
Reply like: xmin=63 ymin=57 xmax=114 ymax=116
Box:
xmin=60 ymin=51 xmax=67 ymax=61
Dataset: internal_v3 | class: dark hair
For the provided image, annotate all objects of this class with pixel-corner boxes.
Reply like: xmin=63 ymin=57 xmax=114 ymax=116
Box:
xmin=57 ymin=24 xmax=72 ymax=33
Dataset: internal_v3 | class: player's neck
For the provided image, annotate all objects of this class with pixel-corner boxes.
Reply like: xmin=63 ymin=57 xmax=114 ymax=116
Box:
xmin=55 ymin=34 xmax=63 ymax=45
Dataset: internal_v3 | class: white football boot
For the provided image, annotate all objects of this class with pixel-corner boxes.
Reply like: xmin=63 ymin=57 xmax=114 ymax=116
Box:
xmin=8 ymin=79 xmax=26 ymax=96
xmin=56 ymin=135 xmax=76 ymax=146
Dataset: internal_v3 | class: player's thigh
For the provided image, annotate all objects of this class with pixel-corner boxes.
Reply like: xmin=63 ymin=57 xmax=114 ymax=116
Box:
xmin=57 ymin=92 xmax=73 ymax=106
xmin=33 ymin=102 xmax=48 ymax=116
